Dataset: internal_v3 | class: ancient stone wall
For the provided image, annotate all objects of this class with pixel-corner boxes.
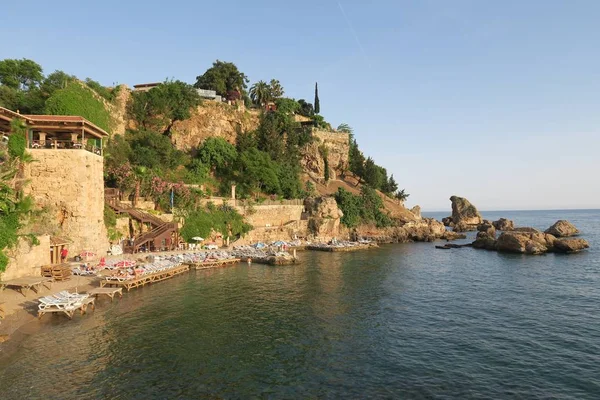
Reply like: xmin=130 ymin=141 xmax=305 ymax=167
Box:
xmin=235 ymin=204 xmax=305 ymax=228
xmin=23 ymin=150 xmax=109 ymax=257
xmin=301 ymin=130 xmax=350 ymax=180
xmin=3 ymin=235 xmax=51 ymax=280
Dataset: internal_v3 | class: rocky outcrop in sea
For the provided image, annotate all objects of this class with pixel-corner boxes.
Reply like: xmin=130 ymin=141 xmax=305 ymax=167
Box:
xmin=471 ymin=220 xmax=589 ymax=255
xmin=443 ymin=195 xmax=483 ymax=232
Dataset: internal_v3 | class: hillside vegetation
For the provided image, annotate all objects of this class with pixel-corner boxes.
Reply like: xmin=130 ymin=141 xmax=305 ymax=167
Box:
xmin=0 ymin=58 xmax=411 ymax=234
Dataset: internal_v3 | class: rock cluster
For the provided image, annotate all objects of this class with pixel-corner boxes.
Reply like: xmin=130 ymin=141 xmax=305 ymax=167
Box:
xmin=444 ymin=196 xmax=483 ymax=232
xmin=471 ymin=219 xmax=588 ymax=255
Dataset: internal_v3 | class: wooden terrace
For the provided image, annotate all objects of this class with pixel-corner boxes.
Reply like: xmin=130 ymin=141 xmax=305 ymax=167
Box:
xmin=0 ymin=107 xmax=109 ymax=156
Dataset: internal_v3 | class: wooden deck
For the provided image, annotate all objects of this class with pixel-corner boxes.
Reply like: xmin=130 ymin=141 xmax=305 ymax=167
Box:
xmin=88 ymin=287 xmax=123 ymax=301
xmin=187 ymin=258 xmax=240 ymax=270
xmin=100 ymin=264 xmax=190 ymax=291
xmin=0 ymin=277 xmax=53 ymax=296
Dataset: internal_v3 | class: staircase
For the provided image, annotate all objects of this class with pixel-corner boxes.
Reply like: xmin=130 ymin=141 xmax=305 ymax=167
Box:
xmin=105 ymin=190 xmax=178 ymax=253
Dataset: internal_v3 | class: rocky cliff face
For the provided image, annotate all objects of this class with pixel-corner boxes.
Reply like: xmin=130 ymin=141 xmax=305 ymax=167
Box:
xmin=301 ymin=130 xmax=349 ymax=181
xmin=304 ymin=196 xmax=343 ymax=238
xmin=171 ymin=102 xmax=260 ymax=150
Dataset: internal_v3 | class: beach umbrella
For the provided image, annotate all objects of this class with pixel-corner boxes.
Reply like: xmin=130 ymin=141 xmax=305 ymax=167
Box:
xmin=192 ymin=237 xmax=204 ymax=241
xmin=115 ymin=260 xmax=136 ymax=268
xmin=273 ymin=241 xmax=286 ymax=246
xmin=80 ymin=251 xmax=96 ymax=261
xmin=254 ymin=243 xmax=266 ymax=249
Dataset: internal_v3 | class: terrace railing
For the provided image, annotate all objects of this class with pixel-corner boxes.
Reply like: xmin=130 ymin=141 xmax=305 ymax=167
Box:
xmin=28 ymin=139 xmax=102 ymax=155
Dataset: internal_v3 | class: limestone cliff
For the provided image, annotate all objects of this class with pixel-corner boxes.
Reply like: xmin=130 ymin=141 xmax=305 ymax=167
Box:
xmin=171 ymin=102 xmax=260 ymax=150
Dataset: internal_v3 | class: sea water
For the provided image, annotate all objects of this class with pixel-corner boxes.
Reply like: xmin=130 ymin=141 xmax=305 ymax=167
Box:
xmin=0 ymin=210 xmax=598 ymax=399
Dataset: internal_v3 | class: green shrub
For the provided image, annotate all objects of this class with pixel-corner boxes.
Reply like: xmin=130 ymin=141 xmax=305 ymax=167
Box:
xmin=44 ymin=82 xmax=111 ymax=131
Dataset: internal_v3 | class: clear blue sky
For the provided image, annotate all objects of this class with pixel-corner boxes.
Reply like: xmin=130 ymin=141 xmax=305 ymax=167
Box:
xmin=2 ymin=0 xmax=599 ymax=211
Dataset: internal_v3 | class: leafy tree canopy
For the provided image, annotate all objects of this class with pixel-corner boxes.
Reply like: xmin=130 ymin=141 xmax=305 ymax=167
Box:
xmin=194 ymin=60 xmax=248 ymax=97
xmin=197 ymin=137 xmax=238 ymax=172
xmin=0 ymin=58 xmax=43 ymax=90
xmin=128 ymin=79 xmax=200 ymax=135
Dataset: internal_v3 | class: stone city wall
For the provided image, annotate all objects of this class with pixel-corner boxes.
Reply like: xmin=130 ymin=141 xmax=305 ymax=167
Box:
xmin=23 ymin=150 xmax=109 ymax=257
xmin=3 ymin=235 xmax=51 ymax=280
xmin=235 ymin=204 xmax=304 ymax=228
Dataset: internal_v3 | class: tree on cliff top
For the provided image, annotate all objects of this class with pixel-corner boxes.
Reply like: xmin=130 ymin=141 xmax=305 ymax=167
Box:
xmin=337 ymin=123 xmax=353 ymax=134
xmin=194 ymin=60 xmax=249 ymax=97
xmin=249 ymin=80 xmax=270 ymax=106
xmin=0 ymin=58 xmax=43 ymax=90
xmin=314 ymin=82 xmax=320 ymax=114
xmin=128 ymin=79 xmax=200 ymax=135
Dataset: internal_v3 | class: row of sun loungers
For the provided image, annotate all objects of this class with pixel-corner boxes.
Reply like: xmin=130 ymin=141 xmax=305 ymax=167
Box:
xmin=37 ymin=291 xmax=95 ymax=319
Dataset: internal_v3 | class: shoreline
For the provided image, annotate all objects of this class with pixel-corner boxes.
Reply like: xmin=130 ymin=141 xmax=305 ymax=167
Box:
xmin=0 ymin=240 xmax=407 ymax=345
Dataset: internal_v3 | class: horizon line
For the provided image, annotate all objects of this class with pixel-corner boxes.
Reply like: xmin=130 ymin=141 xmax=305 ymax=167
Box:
xmin=421 ymin=207 xmax=600 ymax=213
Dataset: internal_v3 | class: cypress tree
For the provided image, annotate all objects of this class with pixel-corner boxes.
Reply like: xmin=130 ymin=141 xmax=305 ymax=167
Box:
xmin=314 ymin=82 xmax=320 ymax=114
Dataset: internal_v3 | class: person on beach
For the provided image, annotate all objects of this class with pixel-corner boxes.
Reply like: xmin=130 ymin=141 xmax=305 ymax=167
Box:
xmin=60 ymin=247 xmax=68 ymax=263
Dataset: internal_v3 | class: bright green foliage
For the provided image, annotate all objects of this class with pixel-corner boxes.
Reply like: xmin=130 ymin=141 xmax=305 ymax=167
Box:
xmin=7 ymin=119 xmax=27 ymax=159
xmin=335 ymin=187 xmax=393 ymax=229
xmin=0 ymin=119 xmax=35 ymax=273
xmin=128 ymin=130 xmax=186 ymax=170
xmin=41 ymin=70 xmax=75 ymax=97
xmin=335 ymin=188 xmax=362 ymax=228
xmin=349 ymin=138 xmax=365 ymax=179
xmin=0 ymin=85 xmax=19 ymax=110
xmin=275 ymin=98 xmax=299 ymax=114
xmin=381 ymin=174 xmax=399 ymax=194
xmin=128 ymin=80 xmax=200 ymax=135
xmin=197 ymin=137 xmax=238 ymax=173
xmin=249 ymin=79 xmax=285 ymax=106
xmin=395 ymin=189 xmax=410 ymax=201
xmin=269 ymin=79 xmax=284 ymax=98
xmin=194 ymin=60 xmax=249 ymax=97
xmin=314 ymin=82 xmax=320 ymax=114
xmin=277 ymin=162 xmax=303 ymax=199
xmin=249 ymin=80 xmax=270 ymax=106
xmin=238 ymin=148 xmax=281 ymax=195
xmin=180 ymin=203 xmax=251 ymax=242
xmin=44 ymin=82 xmax=111 ymax=131
xmin=0 ymin=58 xmax=43 ymax=90
xmin=297 ymin=99 xmax=314 ymax=117
xmin=311 ymin=114 xmax=330 ymax=130
xmin=84 ymin=78 xmax=115 ymax=101
xmin=337 ymin=123 xmax=353 ymax=133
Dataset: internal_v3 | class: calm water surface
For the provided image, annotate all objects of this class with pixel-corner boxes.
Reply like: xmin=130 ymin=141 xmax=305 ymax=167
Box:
xmin=1 ymin=210 xmax=599 ymax=399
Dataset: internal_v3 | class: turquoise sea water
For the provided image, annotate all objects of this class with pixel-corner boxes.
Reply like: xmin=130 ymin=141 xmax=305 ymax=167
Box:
xmin=0 ymin=209 xmax=599 ymax=399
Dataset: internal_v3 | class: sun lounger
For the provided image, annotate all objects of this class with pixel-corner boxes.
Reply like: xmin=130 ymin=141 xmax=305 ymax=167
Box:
xmin=38 ymin=292 xmax=95 ymax=319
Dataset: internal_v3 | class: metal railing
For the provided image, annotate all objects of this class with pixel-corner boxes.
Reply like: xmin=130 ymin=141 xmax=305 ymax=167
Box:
xmin=28 ymin=140 xmax=102 ymax=155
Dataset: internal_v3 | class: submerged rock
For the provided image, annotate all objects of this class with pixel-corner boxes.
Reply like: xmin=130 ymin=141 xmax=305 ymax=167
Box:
xmin=545 ymin=220 xmax=579 ymax=238
xmin=449 ymin=195 xmax=482 ymax=232
xmin=492 ymin=218 xmax=514 ymax=231
xmin=553 ymin=238 xmax=589 ymax=253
